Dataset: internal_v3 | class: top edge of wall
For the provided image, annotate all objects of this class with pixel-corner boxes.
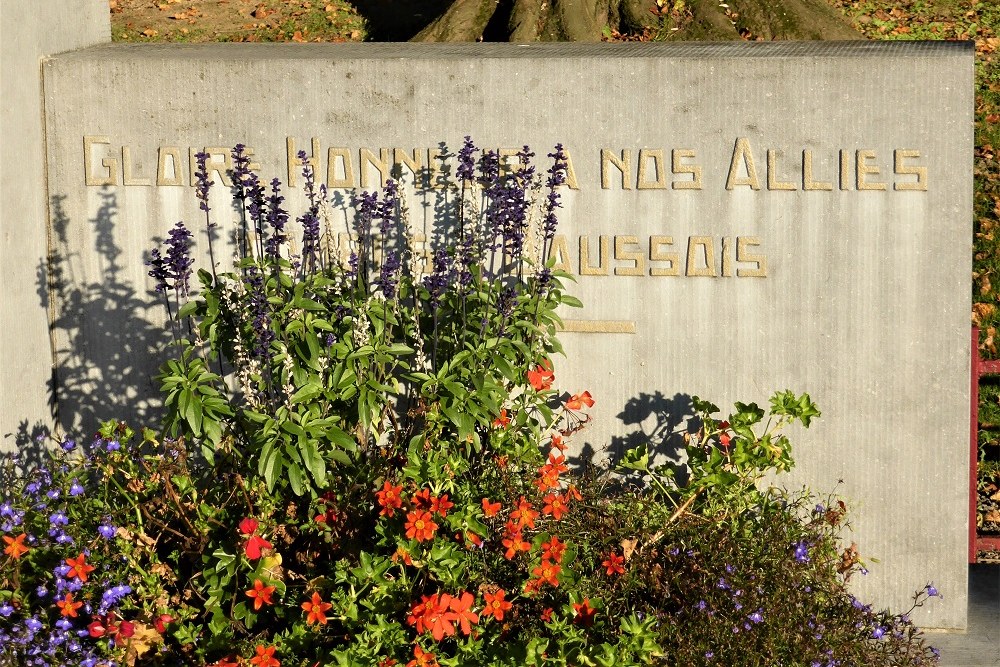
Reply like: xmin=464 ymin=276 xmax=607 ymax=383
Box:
xmin=47 ymin=40 xmax=974 ymax=62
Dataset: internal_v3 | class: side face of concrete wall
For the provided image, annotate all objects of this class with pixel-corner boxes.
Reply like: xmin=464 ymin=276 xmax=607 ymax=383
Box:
xmin=0 ymin=0 xmax=109 ymax=446
xmin=40 ymin=41 xmax=972 ymax=628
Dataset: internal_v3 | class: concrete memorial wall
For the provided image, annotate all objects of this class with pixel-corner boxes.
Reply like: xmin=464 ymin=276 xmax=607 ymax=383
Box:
xmin=33 ymin=40 xmax=977 ymax=627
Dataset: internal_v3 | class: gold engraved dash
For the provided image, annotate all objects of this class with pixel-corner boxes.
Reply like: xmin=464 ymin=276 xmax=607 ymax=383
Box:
xmin=559 ymin=320 xmax=636 ymax=334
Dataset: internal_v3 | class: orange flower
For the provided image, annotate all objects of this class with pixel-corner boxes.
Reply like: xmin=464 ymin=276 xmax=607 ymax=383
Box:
xmin=406 ymin=645 xmax=439 ymax=667
xmin=301 ymin=591 xmax=332 ymax=625
xmin=245 ymin=579 xmax=276 ymax=610
xmin=602 ymin=552 xmax=626 ymax=576
xmin=407 ymin=593 xmax=455 ymax=641
xmin=542 ymin=492 xmax=569 ymax=520
xmin=376 ymin=481 xmax=404 ymax=517
xmin=404 ymin=510 xmax=438 ymax=542
xmin=493 ymin=408 xmax=510 ymax=429
xmin=531 ymin=559 xmax=561 ymax=588
xmin=56 ymin=593 xmax=83 ymax=618
xmin=2 ymin=533 xmax=28 ymax=560
xmin=429 ymin=494 xmax=453 ymax=517
xmin=527 ymin=360 xmax=554 ymax=391
xmin=66 ymin=553 xmax=96 ymax=583
xmin=541 ymin=535 xmax=566 ymax=563
xmin=447 ymin=591 xmax=479 ymax=636
xmin=565 ymin=391 xmax=594 ymax=410
xmin=249 ymin=644 xmax=280 ymax=667
xmin=502 ymin=523 xmax=531 ymax=560
xmin=483 ymin=588 xmax=513 ymax=622
xmin=573 ymin=598 xmax=597 ymax=627
xmin=481 ymin=498 xmax=501 ymax=517
xmin=510 ymin=497 xmax=538 ymax=530
xmin=412 ymin=488 xmax=433 ymax=510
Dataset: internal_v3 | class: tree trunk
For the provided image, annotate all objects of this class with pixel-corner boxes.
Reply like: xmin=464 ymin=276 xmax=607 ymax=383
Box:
xmin=409 ymin=0 xmax=861 ymax=42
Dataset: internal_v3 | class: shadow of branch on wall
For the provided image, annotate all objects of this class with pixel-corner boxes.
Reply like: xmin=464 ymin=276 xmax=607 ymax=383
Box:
xmin=44 ymin=189 xmax=170 ymax=438
xmin=566 ymin=391 xmax=698 ymax=489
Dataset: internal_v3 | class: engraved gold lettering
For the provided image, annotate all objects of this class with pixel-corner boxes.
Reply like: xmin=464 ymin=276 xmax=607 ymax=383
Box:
xmin=156 ymin=146 xmax=184 ymax=186
xmin=736 ymin=237 xmax=767 ymax=277
xmin=686 ymin=237 xmax=717 ymax=277
xmin=562 ymin=148 xmax=580 ymax=190
xmin=649 ymin=236 xmax=679 ymax=276
xmin=121 ymin=147 xmax=151 ymax=186
xmin=203 ymin=147 xmax=233 ymax=187
xmin=856 ymin=149 xmax=886 ymax=191
xmin=894 ymin=149 xmax=927 ymax=191
xmin=84 ymin=136 xmax=117 ymax=186
xmin=840 ymin=149 xmax=851 ymax=191
xmin=671 ymin=149 xmax=702 ymax=190
xmin=766 ymin=149 xmax=796 ymax=191
xmin=721 ymin=237 xmax=733 ymax=277
xmin=802 ymin=150 xmax=833 ymax=191
xmin=613 ymin=236 xmax=645 ymax=276
xmin=327 ymin=148 xmax=356 ymax=188
xmin=360 ymin=148 xmax=391 ymax=189
xmin=392 ymin=148 xmax=424 ymax=186
xmin=601 ymin=149 xmax=631 ymax=190
xmin=726 ymin=138 xmax=761 ymax=190
xmin=580 ymin=235 xmax=610 ymax=276
xmin=548 ymin=235 xmax=571 ymax=273
xmin=637 ymin=149 xmax=667 ymax=190
xmin=287 ymin=137 xmax=321 ymax=187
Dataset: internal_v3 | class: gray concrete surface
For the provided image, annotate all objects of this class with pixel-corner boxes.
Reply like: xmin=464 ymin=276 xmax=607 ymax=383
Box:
xmin=0 ymin=0 xmax=109 ymax=446
xmin=926 ymin=564 xmax=1000 ymax=666
xmin=39 ymin=41 xmax=974 ymax=628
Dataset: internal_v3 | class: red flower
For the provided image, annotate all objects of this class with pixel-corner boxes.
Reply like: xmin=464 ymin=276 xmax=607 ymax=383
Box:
xmin=56 ymin=593 xmax=83 ymax=618
xmin=430 ymin=494 xmax=454 ymax=517
xmin=602 ymin=552 xmax=626 ymax=576
xmin=573 ymin=598 xmax=597 ymax=627
xmin=2 ymin=533 xmax=28 ymax=560
xmin=412 ymin=488 xmax=433 ymax=510
xmin=154 ymin=613 xmax=174 ymax=634
xmin=493 ymin=408 xmax=510 ymax=429
xmin=206 ymin=657 xmax=239 ymax=667
xmin=406 ymin=646 xmax=439 ymax=667
xmin=541 ymin=535 xmax=566 ymax=563
xmin=66 ymin=553 xmax=96 ymax=583
xmin=565 ymin=391 xmax=594 ymax=410
xmin=527 ymin=360 xmax=554 ymax=391
xmin=246 ymin=579 xmax=276 ymax=610
xmin=249 ymin=644 xmax=280 ymax=667
xmin=407 ymin=593 xmax=455 ymax=641
xmin=302 ymin=591 xmax=332 ymax=625
xmin=483 ymin=588 xmax=513 ymax=622
xmin=447 ymin=591 xmax=479 ymax=636
xmin=376 ymin=481 xmax=404 ymax=517
xmin=502 ymin=523 xmax=531 ymax=560
xmin=481 ymin=498 xmax=502 ymax=517
xmin=531 ymin=559 xmax=561 ymax=588
xmin=238 ymin=517 xmax=259 ymax=535
xmin=510 ymin=497 xmax=538 ymax=529
xmin=542 ymin=492 xmax=569 ymax=520
xmin=404 ymin=510 xmax=438 ymax=542
xmin=238 ymin=518 xmax=272 ymax=561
